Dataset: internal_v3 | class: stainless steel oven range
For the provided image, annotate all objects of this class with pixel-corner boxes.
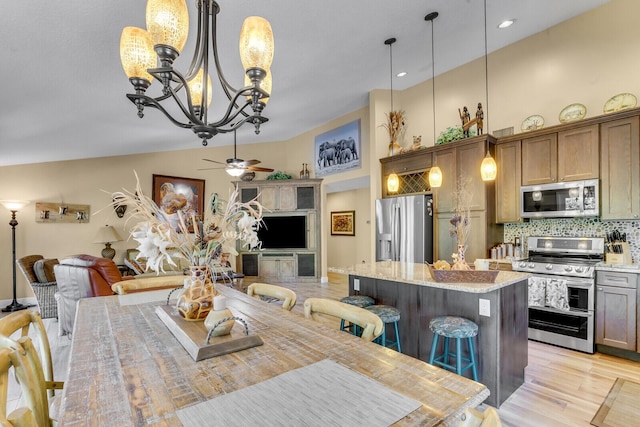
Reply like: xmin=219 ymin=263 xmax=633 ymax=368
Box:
xmin=512 ymin=236 xmax=604 ymax=353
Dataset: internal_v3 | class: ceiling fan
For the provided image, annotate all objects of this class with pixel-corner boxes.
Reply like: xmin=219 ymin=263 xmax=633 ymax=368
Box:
xmin=200 ymin=131 xmax=274 ymax=177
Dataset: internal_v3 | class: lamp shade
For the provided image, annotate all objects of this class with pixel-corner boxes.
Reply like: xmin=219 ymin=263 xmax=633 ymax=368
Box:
xmin=94 ymin=225 xmax=123 ymax=244
xmin=188 ymin=68 xmax=213 ymax=108
xmin=146 ymin=0 xmax=189 ymax=53
xmin=120 ymin=27 xmax=156 ymax=82
xmin=387 ymin=173 xmax=400 ymax=193
xmin=226 ymin=168 xmax=245 ymax=177
xmin=239 ymin=16 xmax=274 ymax=71
xmin=428 ymin=166 xmax=443 ymax=188
xmin=480 ymin=151 xmax=497 ymax=181
xmin=0 ymin=200 xmax=30 ymax=211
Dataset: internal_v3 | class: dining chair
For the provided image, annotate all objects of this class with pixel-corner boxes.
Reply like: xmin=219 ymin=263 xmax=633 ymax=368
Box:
xmin=0 ymin=338 xmax=56 ymax=427
xmin=16 ymin=255 xmax=59 ymax=319
xmin=303 ymin=298 xmax=383 ymax=342
xmin=0 ymin=311 xmax=63 ymax=400
xmin=111 ymin=275 xmax=186 ymax=295
xmin=247 ymin=283 xmax=297 ymax=311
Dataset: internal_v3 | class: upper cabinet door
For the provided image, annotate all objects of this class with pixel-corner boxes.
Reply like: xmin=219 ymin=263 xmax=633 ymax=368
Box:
xmin=600 ymin=117 xmax=640 ymax=220
xmin=557 ymin=125 xmax=599 ymax=182
xmin=456 ymin=141 xmax=486 ymax=211
xmin=433 ymin=147 xmax=456 ymax=213
xmin=522 ymin=133 xmax=557 ymax=185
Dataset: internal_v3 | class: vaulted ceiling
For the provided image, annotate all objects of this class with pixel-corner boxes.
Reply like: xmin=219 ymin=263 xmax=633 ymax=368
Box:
xmin=0 ymin=0 xmax=610 ymax=166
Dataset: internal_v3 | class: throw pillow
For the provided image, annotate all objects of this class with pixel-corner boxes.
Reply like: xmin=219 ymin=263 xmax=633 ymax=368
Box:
xmin=33 ymin=258 xmax=59 ymax=283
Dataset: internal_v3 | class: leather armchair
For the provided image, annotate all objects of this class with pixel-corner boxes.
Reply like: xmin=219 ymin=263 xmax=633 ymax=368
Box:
xmin=53 ymin=255 xmax=134 ymax=336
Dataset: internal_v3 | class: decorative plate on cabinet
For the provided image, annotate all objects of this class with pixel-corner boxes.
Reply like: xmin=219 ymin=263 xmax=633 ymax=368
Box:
xmin=521 ymin=115 xmax=545 ymax=132
xmin=603 ymin=93 xmax=637 ymax=114
xmin=559 ymin=103 xmax=587 ymax=123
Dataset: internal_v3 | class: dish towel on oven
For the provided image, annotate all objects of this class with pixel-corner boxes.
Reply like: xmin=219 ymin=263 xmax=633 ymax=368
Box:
xmin=528 ymin=277 xmax=546 ymax=307
xmin=545 ymin=278 xmax=570 ymax=311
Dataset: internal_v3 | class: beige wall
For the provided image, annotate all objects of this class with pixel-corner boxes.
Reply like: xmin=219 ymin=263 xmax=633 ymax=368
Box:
xmin=326 ymin=188 xmax=372 ymax=268
xmin=1 ymin=0 xmax=638 ymax=300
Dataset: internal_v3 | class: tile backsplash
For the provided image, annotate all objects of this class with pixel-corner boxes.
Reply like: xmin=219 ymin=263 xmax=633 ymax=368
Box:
xmin=504 ymin=218 xmax=640 ymax=263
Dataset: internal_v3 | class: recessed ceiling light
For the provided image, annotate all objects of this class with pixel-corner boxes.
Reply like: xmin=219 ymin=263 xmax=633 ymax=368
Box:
xmin=396 ymin=71 xmax=407 ymax=77
xmin=498 ymin=19 xmax=515 ymax=29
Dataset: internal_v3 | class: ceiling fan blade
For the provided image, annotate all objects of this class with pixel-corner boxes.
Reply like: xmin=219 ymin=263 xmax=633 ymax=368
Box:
xmin=247 ymin=166 xmax=274 ymax=172
xmin=202 ymin=158 xmax=227 ymax=166
xmin=239 ymin=159 xmax=261 ymax=167
xmin=197 ymin=166 xmax=226 ymax=171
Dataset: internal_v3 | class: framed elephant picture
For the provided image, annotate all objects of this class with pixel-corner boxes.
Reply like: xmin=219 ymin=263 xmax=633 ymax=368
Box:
xmin=314 ymin=119 xmax=361 ymax=177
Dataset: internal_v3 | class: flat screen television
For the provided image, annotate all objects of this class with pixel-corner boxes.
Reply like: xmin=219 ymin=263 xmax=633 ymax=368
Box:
xmin=258 ymin=215 xmax=306 ymax=249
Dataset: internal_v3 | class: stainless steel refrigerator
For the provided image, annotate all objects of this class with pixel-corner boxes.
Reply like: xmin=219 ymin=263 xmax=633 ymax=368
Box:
xmin=375 ymin=195 xmax=433 ymax=264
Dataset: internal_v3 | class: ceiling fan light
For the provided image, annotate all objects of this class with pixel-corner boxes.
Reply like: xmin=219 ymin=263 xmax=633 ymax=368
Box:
xmin=239 ymin=16 xmax=274 ymax=71
xmin=226 ymin=168 xmax=245 ymax=177
xmin=120 ymin=27 xmax=156 ymax=82
xmin=428 ymin=166 xmax=442 ymax=188
xmin=188 ymin=68 xmax=213 ymax=108
xmin=245 ymin=68 xmax=271 ymax=104
xmin=146 ymin=0 xmax=189 ymax=53
xmin=481 ymin=151 xmax=497 ymax=181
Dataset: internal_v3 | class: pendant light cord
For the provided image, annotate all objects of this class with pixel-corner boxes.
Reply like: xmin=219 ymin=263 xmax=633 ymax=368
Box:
xmin=484 ymin=0 xmax=489 ymax=133
xmin=431 ymin=19 xmax=436 ymax=146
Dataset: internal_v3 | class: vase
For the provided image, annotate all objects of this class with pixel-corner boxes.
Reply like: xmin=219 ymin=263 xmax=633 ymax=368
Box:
xmin=388 ymin=140 xmax=402 ymax=156
xmin=176 ymin=266 xmax=216 ymax=321
xmin=452 ymin=244 xmax=471 ymax=270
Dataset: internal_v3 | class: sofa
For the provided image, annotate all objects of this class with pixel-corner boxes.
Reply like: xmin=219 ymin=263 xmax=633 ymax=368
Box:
xmin=53 ymin=254 xmax=135 ymax=336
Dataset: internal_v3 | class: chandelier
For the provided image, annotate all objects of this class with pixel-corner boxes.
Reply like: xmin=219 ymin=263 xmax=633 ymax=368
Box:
xmin=119 ymin=0 xmax=274 ymax=146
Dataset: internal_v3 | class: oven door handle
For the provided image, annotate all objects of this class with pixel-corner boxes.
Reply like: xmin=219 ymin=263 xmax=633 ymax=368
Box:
xmin=528 ymin=305 xmax=593 ymax=317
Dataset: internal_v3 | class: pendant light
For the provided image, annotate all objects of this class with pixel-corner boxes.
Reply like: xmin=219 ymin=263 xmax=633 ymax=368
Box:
xmin=480 ymin=0 xmax=497 ymax=181
xmin=385 ymin=37 xmax=400 ymax=194
xmin=425 ymin=12 xmax=442 ymax=189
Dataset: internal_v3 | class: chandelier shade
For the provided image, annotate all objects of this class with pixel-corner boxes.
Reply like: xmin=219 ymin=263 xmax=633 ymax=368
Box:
xmin=120 ymin=0 xmax=274 ymax=146
xmin=145 ymin=0 xmax=189 ymax=54
xmin=188 ymin=68 xmax=213 ymax=109
xmin=120 ymin=27 xmax=156 ymax=83
xmin=239 ymin=16 xmax=275 ymax=71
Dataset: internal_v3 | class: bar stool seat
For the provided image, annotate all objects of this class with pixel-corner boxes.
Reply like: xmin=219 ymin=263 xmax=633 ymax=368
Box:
xmin=365 ymin=305 xmax=401 ymax=353
xmin=339 ymin=295 xmax=375 ymax=335
xmin=428 ymin=316 xmax=478 ymax=381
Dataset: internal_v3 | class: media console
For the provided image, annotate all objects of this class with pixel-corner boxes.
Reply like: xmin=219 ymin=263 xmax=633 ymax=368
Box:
xmin=235 ymin=179 xmax=322 ymax=282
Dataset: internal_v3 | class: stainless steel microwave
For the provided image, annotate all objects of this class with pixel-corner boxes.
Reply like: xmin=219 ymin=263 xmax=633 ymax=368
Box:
xmin=520 ymin=179 xmax=599 ymax=218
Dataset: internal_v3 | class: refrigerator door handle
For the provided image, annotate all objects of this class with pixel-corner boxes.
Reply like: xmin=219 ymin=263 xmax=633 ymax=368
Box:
xmin=391 ymin=204 xmax=400 ymax=261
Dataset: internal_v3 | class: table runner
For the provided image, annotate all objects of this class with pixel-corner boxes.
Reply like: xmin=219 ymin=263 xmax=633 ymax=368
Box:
xmin=176 ymin=359 xmax=422 ymax=426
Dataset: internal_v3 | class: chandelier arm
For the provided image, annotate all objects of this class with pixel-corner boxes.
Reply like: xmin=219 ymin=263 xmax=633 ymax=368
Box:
xmin=210 ymin=3 xmax=238 ymax=98
xmin=205 ymin=85 xmax=267 ymax=128
xmin=183 ymin=0 xmax=207 ymax=81
xmin=126 ymin=94 xmax=196 ymax=129
xmin=151 ymin=68 xmax=205 ymax=125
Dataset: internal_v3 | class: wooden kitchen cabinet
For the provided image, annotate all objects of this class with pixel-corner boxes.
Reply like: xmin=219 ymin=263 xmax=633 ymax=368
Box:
xmin=596 ymin=271 xmax=637 ymax=351
xmin=495 ymin=140 xmax=522 ymax=223
xmin=521 ymin=133 xmax=557 ymax=185
xmin=521 ymin=125 xmax=599 ymax=185
xmin=380 ymin=149 xmax=433 ymax=198
xmin=432 ymin=146 xmax=456 ymax=212
xmin=557 ymin=125 xmax=599 ymax=182
xmin=600 ymin=116 xmax=640 ymax=220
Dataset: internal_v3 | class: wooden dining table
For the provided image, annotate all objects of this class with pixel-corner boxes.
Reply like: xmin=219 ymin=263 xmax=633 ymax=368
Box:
xmin=58 ymin=285 xmax=489 ymax=426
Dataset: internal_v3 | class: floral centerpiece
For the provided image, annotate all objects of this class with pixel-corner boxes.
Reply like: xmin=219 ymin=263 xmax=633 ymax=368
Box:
xmin=449 ymin=176 xmax=473 ymax=270
xmin=111 ymin=172 xmax=263 ymax=320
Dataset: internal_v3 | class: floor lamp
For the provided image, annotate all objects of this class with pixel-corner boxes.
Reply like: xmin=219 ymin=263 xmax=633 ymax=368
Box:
xmin=0 ymin=200 xmax=33 ymax=312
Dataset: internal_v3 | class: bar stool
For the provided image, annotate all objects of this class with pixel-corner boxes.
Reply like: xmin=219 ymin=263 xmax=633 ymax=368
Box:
xmin=428 ymin=316 xmax=478 ymax=381
xmin=339 ymin=295 xmax=375 ymax=335
xmin=365 ymin=305 xmax=401 ymax=353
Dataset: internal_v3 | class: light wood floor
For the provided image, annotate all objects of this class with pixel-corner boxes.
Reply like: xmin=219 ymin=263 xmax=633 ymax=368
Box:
xmin=7 ymin=273 xmax=640 ymax=426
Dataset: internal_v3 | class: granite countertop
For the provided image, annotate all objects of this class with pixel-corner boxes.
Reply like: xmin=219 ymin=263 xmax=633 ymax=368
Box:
xmin=329 ymin=261 xmax=530 ymax=294
xmin=595 ymin=263 xmax=640 ymax=274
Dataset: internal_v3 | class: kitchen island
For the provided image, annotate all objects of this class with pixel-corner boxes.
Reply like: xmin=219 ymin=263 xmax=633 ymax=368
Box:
xmin=331 ymin=261 xmax=530 ymax=407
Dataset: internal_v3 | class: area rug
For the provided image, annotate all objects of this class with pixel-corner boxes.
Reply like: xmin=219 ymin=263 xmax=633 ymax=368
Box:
xmin=591 ymin=378 xmax=640 ymax=427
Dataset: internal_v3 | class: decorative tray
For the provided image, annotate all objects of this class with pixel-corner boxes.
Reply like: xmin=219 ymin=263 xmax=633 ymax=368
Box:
xmin=426 ymin=264 xmax=499 ymax=283
xmin=155 ymin=305 xmax=263 ymax=362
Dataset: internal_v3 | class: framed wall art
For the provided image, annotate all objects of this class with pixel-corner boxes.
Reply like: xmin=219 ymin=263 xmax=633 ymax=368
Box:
xmin=152 ymin=174 xmax=205 ymax=230
xmin=315 ymin=119 xmax=361 ymax=177
xmin=330 ymin=210 xmax=355 ymax=236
